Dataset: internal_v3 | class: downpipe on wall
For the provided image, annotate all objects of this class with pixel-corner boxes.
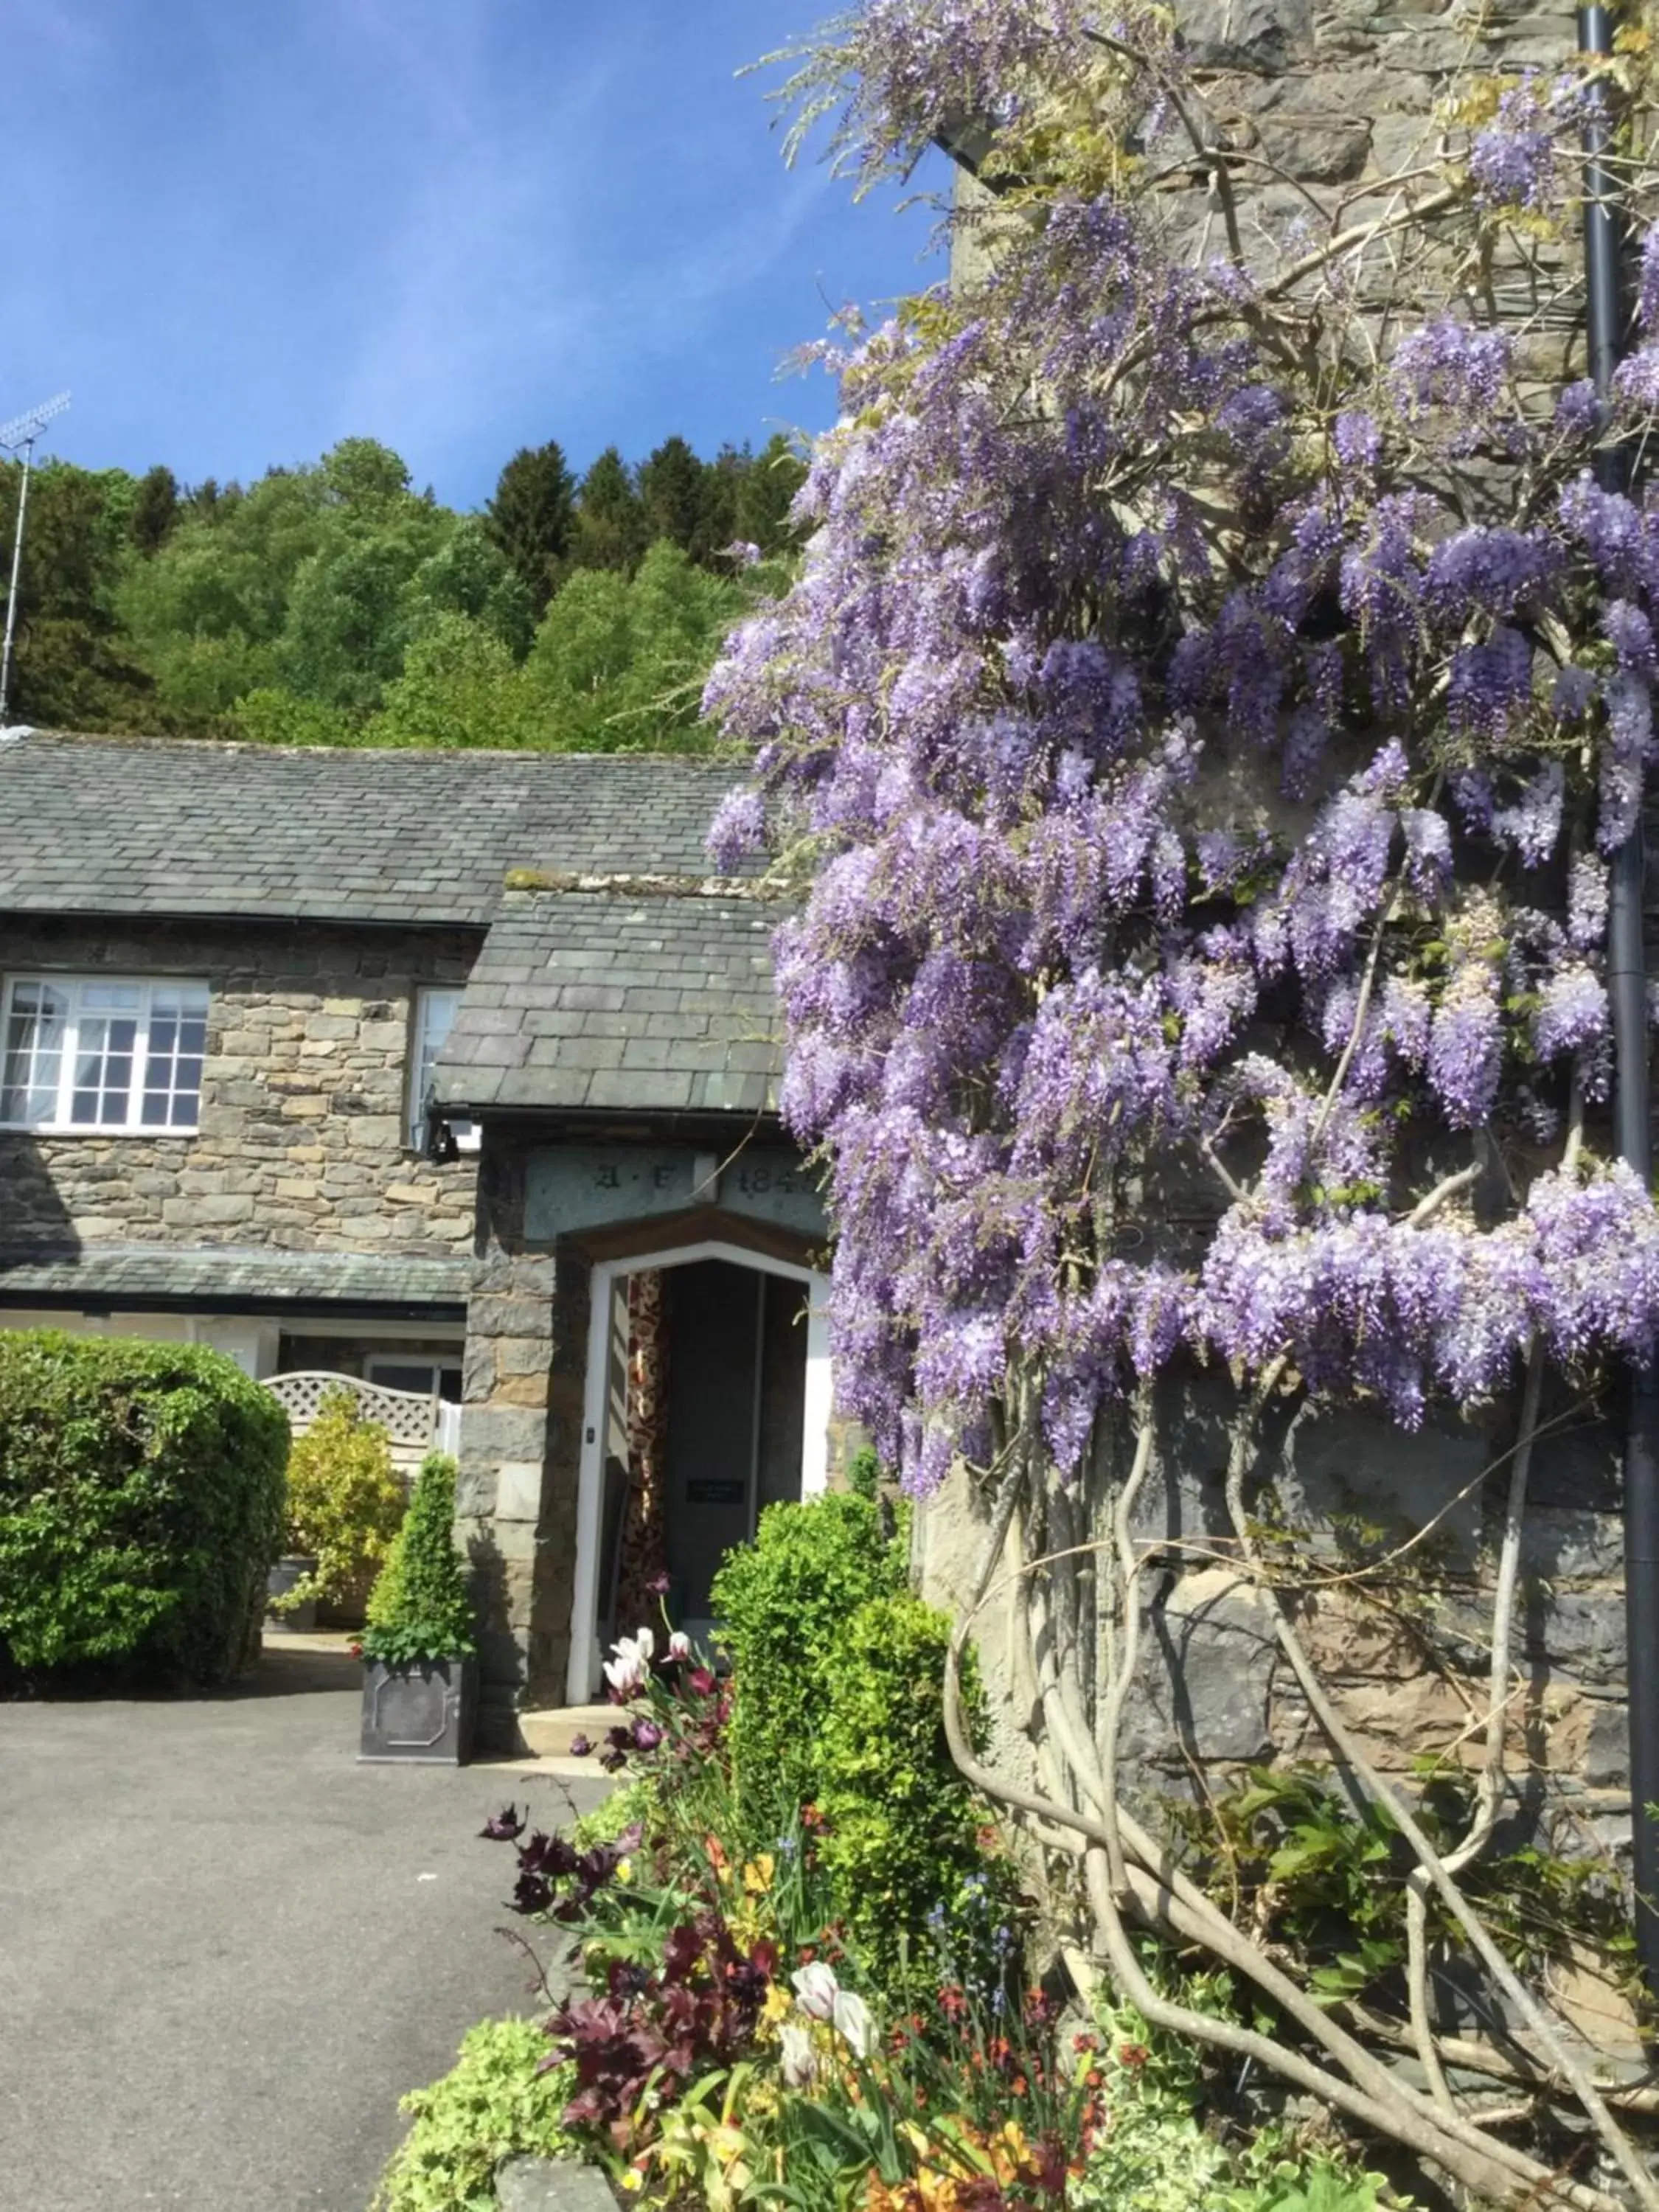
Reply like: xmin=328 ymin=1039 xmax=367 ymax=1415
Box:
xmin=1579 ymin=1 xmax=1659 ymax=2008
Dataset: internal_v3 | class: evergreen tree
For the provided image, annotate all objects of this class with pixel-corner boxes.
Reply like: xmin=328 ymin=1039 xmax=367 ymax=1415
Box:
xmin=734 ymin=431 xmax=808 ymax=556
xmin=570 ymin=446 xmax=649 ymax=573
xmin=129 ymin=466 xmax=180 ymax=557
xmin=701 ymin=443 xmax=748 ymax=562
xmin=484 ymin=441 xmax=574 ymax=613
xmin=637 ymin=434 xmax=709 ymax=560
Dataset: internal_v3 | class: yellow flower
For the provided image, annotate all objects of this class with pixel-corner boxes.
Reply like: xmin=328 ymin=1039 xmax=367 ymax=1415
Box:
xmin=761 ymin=1980 xmax=793 ymax=2027
xmin=614 ymin=1857 xmax=633 ymax=1885
xmin=742 ymin=1852 xmax=775 ymax=1895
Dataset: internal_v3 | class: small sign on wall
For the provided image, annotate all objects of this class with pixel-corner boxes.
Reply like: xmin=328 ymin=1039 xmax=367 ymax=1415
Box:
xmin=526 ymin=1144 xmax=827 ymax=1242
xmin=686 ymin=1478 xmax=747 ymax=1505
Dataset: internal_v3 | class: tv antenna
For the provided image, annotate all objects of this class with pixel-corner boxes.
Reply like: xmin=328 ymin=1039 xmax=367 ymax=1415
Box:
xmin=0 ymin=390 xmax=70 ymax=723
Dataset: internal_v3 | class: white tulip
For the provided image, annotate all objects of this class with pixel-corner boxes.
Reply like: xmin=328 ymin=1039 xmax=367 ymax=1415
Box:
xmin=633 ymin=1626 xmax=656 ymax=1663
xmin=790 ymin=1961 xmax=840 ymax=2020
xmin=831 ymin=1989 xmax=874 ymax=2059
xmin=779 ymin=2022 xmax=817 ymax=2088
xmin=668 ymin=1630 xmax=692 ymax=1660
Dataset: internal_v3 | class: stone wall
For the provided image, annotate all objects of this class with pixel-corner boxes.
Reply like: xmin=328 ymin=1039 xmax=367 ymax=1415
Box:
xmin=915 ymin=1370 xmax=1638 ymax=2055
xmin=0 ymin=916 xmax=479 ymax=1259
xmin=457 ymin=1142 xmax=589 ymax=1750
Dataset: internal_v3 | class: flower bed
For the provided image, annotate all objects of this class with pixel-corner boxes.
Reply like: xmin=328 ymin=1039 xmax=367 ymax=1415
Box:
xmin=464 ymin=1501 xmax=1404 ymax=2212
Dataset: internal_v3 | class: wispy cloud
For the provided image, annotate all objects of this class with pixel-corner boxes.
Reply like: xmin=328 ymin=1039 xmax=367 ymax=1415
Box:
xmin=0 ymin=0 xmax=941 ymax=504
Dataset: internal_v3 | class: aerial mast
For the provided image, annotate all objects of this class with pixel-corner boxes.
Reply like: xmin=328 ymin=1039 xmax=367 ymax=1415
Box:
xmin=0 ymin=391 xmax=71 ymax=724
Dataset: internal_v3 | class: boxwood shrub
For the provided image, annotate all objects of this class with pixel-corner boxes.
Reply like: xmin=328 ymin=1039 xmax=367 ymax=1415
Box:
xmin=0 ymin=1329 xmax=290 ymax=1685
xmin=817 ymin=1592 xmax=992 ymax=1986
xmin=710 ymin=1489 xmax=910 ymax=1842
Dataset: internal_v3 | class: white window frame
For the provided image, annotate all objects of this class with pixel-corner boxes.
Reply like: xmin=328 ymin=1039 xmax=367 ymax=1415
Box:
xmin=0 ymin=973 xmax=209 ymax=1136
xmin=407 ymin=985 xmax=477 ymax=1154
xmin=365 ymin=1355 xmax=464 ymax=1402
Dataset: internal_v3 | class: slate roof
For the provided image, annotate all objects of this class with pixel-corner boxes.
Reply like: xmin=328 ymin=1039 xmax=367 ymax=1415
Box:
xmin=432 ymin=886 xmax=785 ymax=1119
xmin=0 ymin=1244 xmax=469 ymax=1315
xmin=0 ymin=729 xmax=746 ymax=926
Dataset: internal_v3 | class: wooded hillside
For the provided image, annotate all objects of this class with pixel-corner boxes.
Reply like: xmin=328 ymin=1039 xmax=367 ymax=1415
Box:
xmin=1 ymin=429 xmax=803 ymax=752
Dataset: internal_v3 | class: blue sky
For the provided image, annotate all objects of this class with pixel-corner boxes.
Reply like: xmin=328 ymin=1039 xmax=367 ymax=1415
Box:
xmin=4 ymin=1 xmax=945 ymax=510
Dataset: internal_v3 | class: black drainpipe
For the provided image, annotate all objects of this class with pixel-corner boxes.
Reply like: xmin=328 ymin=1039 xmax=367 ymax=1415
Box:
xmin=1579 ymin=2 xmax=1659 ymax=2004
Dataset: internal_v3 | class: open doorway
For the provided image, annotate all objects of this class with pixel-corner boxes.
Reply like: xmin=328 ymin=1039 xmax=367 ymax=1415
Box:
xmin=571 ymin=1240 xmax=830 ymax=1702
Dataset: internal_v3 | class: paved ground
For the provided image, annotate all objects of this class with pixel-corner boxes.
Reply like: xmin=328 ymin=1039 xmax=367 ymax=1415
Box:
xmin=0 ymin=1639 xmax=611 ymax=2212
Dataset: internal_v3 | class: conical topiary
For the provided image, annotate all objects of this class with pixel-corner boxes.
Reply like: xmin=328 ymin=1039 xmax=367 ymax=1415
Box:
xmin=361 ymin=1451 xmax=476 ymax=1664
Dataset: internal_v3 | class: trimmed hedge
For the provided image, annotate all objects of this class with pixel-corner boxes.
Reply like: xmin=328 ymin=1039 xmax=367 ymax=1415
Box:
xmin=711 ymin=1489 xmax=911 ymax=1841
xmin=0 ymin=1330 xmax=290 ymax=1684
xmin=818 ymin=1593 xmax=990 ymax=1983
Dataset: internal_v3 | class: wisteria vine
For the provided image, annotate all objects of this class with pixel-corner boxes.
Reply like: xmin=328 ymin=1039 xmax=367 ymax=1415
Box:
xmin=708 ymin=0 xmax=1659 ymax=1505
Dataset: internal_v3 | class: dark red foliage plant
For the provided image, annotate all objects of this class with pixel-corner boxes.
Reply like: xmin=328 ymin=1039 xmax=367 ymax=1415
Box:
xmin=547 ymin=1909 xmax=779 ymax=2137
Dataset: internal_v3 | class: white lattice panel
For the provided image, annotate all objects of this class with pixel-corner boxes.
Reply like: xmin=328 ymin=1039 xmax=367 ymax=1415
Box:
xmin=263 ymin=1371 xmax=446 ymax=1475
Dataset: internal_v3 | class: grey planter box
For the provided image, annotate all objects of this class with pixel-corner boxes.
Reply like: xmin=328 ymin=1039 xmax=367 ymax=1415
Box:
xmin=358 ymin=1657 xmax=477 ymax=1765
xmin=265 ymin=1556 xmax=319 ymax=1634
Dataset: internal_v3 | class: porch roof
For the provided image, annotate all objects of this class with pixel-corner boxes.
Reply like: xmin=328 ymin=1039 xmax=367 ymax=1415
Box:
xmin=0 ymin=1243 xmax=470 ymax=1319
xmin=431 ymin=883 xmax=785 ymax=1119
xmin=0 ymin=729 xmax=749 ymax=928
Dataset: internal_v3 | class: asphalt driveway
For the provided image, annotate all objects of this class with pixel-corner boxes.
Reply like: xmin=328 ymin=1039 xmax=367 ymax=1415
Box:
xmin=0 ymin=1641 xmax=609 ymax=2212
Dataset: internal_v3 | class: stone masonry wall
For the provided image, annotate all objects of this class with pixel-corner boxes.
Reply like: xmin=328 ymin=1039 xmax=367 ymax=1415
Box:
xmin=0 ymin=917 xmax=479 ymax=1259
xmin=926 ymin=0 xmax=1640 ymax=2059
xmin=917 ymin=1371 xmax=1637 ymax=2056
xmin=456 ymin=1143 xmax=589 ymax=1750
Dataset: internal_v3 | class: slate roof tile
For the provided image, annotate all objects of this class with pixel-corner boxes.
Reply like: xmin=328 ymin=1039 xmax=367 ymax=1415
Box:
xmin=433 ymin=888 xmax=784 ymax=1121
xmin=0 ymin=1244 xmax=467 ymax=1312
xmin=0 ymin=731 xmax=749 ymax=926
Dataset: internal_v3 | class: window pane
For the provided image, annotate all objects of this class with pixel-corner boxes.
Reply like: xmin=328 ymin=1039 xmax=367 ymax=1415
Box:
xmin=140 ymin=985 xmax=208 ymax=1130
xmin=409 ymin=987 xmax=463 ymax=1147
xmin=70 ymin=1014 xmax=136 ymax=1127
xmin=1 ymin=982 xmax=67 ymax=1123
xmin=4 ymin=977 xmax=206 ymax=1132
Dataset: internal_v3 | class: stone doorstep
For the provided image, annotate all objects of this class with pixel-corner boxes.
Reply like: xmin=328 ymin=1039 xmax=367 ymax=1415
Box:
xmin=259 ymin=1628 xmax=360 ymax=1655
xmin=516 ymin=1703 xmax=616 ymax=1759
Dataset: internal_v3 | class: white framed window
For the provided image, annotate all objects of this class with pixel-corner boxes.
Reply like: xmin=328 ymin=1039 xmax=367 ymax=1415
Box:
xmin=366 ymin=1356 xmax=463 ymax=1403
xmin=1 ymin=975 xmax=209 ymax=1134
xmin=407 ymin=986 xmax=476 ymax=1152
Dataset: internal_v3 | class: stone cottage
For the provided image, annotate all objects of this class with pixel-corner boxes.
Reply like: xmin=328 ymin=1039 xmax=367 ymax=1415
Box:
xmin=0 ymin=727 xmax=830 ymax=1745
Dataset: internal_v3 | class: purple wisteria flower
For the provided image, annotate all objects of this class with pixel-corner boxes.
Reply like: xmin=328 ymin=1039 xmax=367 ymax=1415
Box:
xmin=693 ymin=0 xmax=1659 ymax=1478
xmin=1534 ymin=963 xmax=1608 ymax=1062
xmin=706 ymin=787 xmax=767 ymax=871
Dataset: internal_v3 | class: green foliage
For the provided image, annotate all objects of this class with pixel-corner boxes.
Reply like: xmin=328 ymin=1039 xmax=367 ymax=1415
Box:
xmin=1176 ymin=1764 xmax=1638 ymax=2009
xmin=816 ymin=1593 xmax=988 ymax=1983
xmin=0 ymin=458 xmax=158 ymax=729
xmin=735 ymin=431 xmax=809 ymax=553
xmin=486 ymin=441 xmax=576 ymax=613
xmin=639 ymin=434 xmax=713 ymax=560
xmin=230 ymin=686 xmax=355 ymax=747
xmin=128 ymin=465 xmax=181 ymax=557
xmin=846 ymin=1444 xmax=881 ymax=1500
xmin=372 ymin=2017 xmax=577 ymax=2212
xmin=367 ymin=614 xmax=536 ymax=751
xmin=571 ymin=1778 xmax=655 ymax=1851
xmin=1068 ymin=1996 xmax=1400 ymax=2212
xmin=570 ymin=444 xmax=649 ymax=572
xmin=274 ymin=519 xmax=446 ymax=712
xmin=521 ymin=539 xmax=751 ymax=751
xmin=407 ymin=518 xmax=533 ymax=658
xmin=0 ymin=1330 xmax=288 ymax=1683
xmin=712 ymin=1489 xmax=910 ymax=1837
xmin=274 ymin=1385 xmax=405 ymax=1611
xmin=362 ymin=1451 xmax=476 ymax=1662
xmin=7 ymin=428 xmax=793 ymax=748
